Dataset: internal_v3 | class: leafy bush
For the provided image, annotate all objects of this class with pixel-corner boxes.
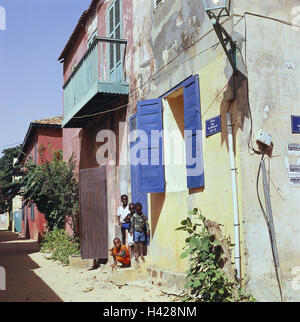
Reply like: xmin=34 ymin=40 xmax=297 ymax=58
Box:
xmin=21 ymin=149 xmax=79 ymax=233
xmin=41 ymin=229 xmax=80 ymax=265
xmin=176 ymin=209 xmax=255 ymax=302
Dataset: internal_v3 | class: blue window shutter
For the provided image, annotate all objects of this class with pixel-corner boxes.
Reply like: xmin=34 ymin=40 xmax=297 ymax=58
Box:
xmin=183 ymin=75 xmax=205 ymax=189
xmin=129 ymin=114 xmax=148 ymax=217
xmin=129 ymin=113 xmax=140 ymax=201
xmin=137 ymin=98 xmax=165 ymax=193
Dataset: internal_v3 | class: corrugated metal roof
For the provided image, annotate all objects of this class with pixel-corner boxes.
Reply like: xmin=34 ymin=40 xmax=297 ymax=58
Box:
xmin=58 ymin=0 xmax=99 ymax=62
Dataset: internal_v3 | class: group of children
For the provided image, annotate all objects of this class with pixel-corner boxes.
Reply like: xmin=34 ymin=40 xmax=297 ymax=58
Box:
xmin=110 ymin=195 xmax=150 ymax=269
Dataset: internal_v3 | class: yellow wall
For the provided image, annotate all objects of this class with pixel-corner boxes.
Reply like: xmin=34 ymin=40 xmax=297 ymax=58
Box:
xmin=147 ymin=54 xmax=245 ymax=275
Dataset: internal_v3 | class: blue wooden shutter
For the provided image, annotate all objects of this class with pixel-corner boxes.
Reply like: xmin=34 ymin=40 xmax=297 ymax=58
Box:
xmin=183 ymin=75 xmax=205 ymax=189
xmin=137 ymin=98 xmax=165 ymax=193
xmin=129 ymin=114 xmax=148 ymax=217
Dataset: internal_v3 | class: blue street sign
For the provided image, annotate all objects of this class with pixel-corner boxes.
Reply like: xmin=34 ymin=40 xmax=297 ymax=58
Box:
xmin=206 ymin=115 xmax=221 ymax=137
xmin=292 ymin=115 xmax=300 ymax=133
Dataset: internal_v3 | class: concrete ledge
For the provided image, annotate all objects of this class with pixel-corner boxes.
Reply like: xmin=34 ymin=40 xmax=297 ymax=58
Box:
xmin=68 ymin=255 xmax=94 ymax=269
xmin=147 ymin=266 xmax=186 ymax=290
xmin=110 ymin=266 xmax=148 ymax=284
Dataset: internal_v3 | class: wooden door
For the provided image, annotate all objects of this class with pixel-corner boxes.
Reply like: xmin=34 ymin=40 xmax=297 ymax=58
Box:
xmin=80 ymin=167 xmax=108 ymax=259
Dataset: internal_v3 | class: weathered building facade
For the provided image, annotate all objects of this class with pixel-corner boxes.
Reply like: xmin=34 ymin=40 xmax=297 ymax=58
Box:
xmin=60 ymin=0 xmax=300 ymax=301
xmin=232 ymin=0 xmax=300 ymax=302
xmin=59 ymin=0 xmax=134 ymax=258
xmin=127 ymin=0 xmax=239 ymax=289
xmin=128 ymin=0 xmax=300 ymax=301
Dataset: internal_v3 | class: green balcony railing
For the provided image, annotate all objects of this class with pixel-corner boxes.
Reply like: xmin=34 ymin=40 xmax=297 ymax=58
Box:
xmin=63 ymin=37 xmax=128 ymax=127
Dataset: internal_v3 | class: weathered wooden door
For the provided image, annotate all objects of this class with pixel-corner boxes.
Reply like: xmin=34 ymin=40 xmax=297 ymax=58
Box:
xmin=80 ymin=167 xmax=108 ymax=259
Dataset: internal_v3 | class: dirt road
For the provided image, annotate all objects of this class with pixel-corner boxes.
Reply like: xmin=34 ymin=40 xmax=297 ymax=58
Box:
xmin=0 ymin=229 xmax=178 ymax=302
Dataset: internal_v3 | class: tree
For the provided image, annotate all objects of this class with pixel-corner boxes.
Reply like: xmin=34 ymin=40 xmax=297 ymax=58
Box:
xmin=0 ymin=145 xmax=22 ymax=213
xmin=21 ymin=149 xmax=79 ymax=233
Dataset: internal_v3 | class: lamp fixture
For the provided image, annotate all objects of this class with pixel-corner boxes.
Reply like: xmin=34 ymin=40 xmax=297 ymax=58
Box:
xmin=203 ymin=0 xmax=236 ymax=73
xmin=203 ymin=0 xmax=231 ymax=21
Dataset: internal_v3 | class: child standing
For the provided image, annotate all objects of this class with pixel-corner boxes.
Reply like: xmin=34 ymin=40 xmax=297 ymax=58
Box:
xmin=116 ymin=194 xmax=129 ymax=245
xmin=130 ymin=202 xmax=150 ymax=263
xmin=122 ymin=203 xmax=135 ymax=256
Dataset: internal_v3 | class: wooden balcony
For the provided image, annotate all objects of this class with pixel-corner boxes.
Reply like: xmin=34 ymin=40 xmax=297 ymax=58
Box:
xmin=62 ymin=37 xmax=128 ymax=128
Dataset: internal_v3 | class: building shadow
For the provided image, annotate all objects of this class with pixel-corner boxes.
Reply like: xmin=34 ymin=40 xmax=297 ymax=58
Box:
xmin=220 ymin=70 xmax=250 ymax=155
xmin=0 ymin=231 xmax=63 ymax=302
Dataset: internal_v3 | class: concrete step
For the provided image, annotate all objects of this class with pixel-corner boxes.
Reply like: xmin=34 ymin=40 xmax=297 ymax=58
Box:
xmin=108 ymin=259 xmax=149 ymax=284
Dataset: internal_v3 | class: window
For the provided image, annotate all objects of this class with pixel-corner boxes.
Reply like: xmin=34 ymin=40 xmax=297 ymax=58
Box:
xmin=87 ymin=30 xmax=97 ymax=49
xmin=88 ymin=14 xmax=98 ymax=48
xmin=130 ymin=75 xmax=204 ymax=193
xmin=107 ymin=0 xmax=122 ymax=81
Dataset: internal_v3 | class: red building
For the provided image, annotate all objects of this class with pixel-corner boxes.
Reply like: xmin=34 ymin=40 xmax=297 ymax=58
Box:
xmin=17 ymin=116 xmax=63 ymax=241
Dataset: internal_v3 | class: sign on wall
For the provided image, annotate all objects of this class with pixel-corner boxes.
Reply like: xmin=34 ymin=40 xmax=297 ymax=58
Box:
xmin=288 ymin=143 xmax=300 ymax=155
xmin=289 ymin=165 xmax=300 ymax=186
xmin=291 ymin=115 xmax=300 ymax=133
xmin=205 ymin=115 xmax=221 ymax=137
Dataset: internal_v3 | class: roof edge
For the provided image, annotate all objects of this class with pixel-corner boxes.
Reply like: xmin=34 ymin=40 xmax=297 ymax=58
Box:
xmin=16 ymin=120 xmax=62 ymax=164
xmin=58 ymin=0 xmax=99 ymax=62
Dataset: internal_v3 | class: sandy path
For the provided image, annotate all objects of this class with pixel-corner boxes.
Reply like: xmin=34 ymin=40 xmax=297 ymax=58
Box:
xmin=0 ymin=229 xmax=178 ymax=302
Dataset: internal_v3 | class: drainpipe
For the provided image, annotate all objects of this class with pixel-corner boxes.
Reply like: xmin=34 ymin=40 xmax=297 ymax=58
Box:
xmin=226 ymin=112 xmax=241 ymax=282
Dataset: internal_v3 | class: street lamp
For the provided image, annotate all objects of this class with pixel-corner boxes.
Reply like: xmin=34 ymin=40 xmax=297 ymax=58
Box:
xmin=203 ymin=0 xmax=231 ymax=21
xmin=203 ymin=0 xmax=236 ymax=72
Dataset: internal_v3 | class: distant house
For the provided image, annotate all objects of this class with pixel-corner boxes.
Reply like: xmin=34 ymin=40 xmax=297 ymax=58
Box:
xmin=17 ymin=116 xmax=63 ymax=241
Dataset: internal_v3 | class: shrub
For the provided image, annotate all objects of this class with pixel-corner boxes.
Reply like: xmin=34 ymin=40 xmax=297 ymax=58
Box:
xmin=41 ymin=229 xmax=80 ymax=265
xmin=176 ymin=209 xmax=255 ymax=302
xmin=21 ymin=149 xmax=79 ymax=233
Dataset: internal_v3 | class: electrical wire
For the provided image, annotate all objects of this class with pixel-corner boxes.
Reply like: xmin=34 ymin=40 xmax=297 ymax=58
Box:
xmin=242 ymin=11 xmax=300 ymax=29
xmin=66 ymin=14 xmax=250 ymax=121
xmin=127 ymin=15 xmax=235 ymax=97
xmin=72 ymin=41 xmax=223 ymax=120
xmin=73 ymin=101 xmax=129 ymax=119
xmin=0 ymin=141 xmax=23 ymax=150
xmin=70 ymin=9 xmax=300 ymax=147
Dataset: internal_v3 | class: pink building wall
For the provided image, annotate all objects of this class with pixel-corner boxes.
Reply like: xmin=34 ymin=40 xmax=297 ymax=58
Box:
xmin=21 ymin=127 xmax=63 ymax=241
xmin=62 ymin=0 xmax=134 ymax=244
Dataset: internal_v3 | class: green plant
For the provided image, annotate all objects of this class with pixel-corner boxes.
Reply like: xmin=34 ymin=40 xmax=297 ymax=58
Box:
xmin=41 ymin=229 xmax=80 ymax=265
xmin=176 ymin=209 xmax=255 ymax=302
xmin=0 ymin=145 xmax=22 ymax=213
xmin=21 ymin=149 xmax=79 ymax=233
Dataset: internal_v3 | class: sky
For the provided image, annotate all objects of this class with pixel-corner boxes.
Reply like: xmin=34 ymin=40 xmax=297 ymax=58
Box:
xmin=0 ymin=0 xmax=93 ymax=156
